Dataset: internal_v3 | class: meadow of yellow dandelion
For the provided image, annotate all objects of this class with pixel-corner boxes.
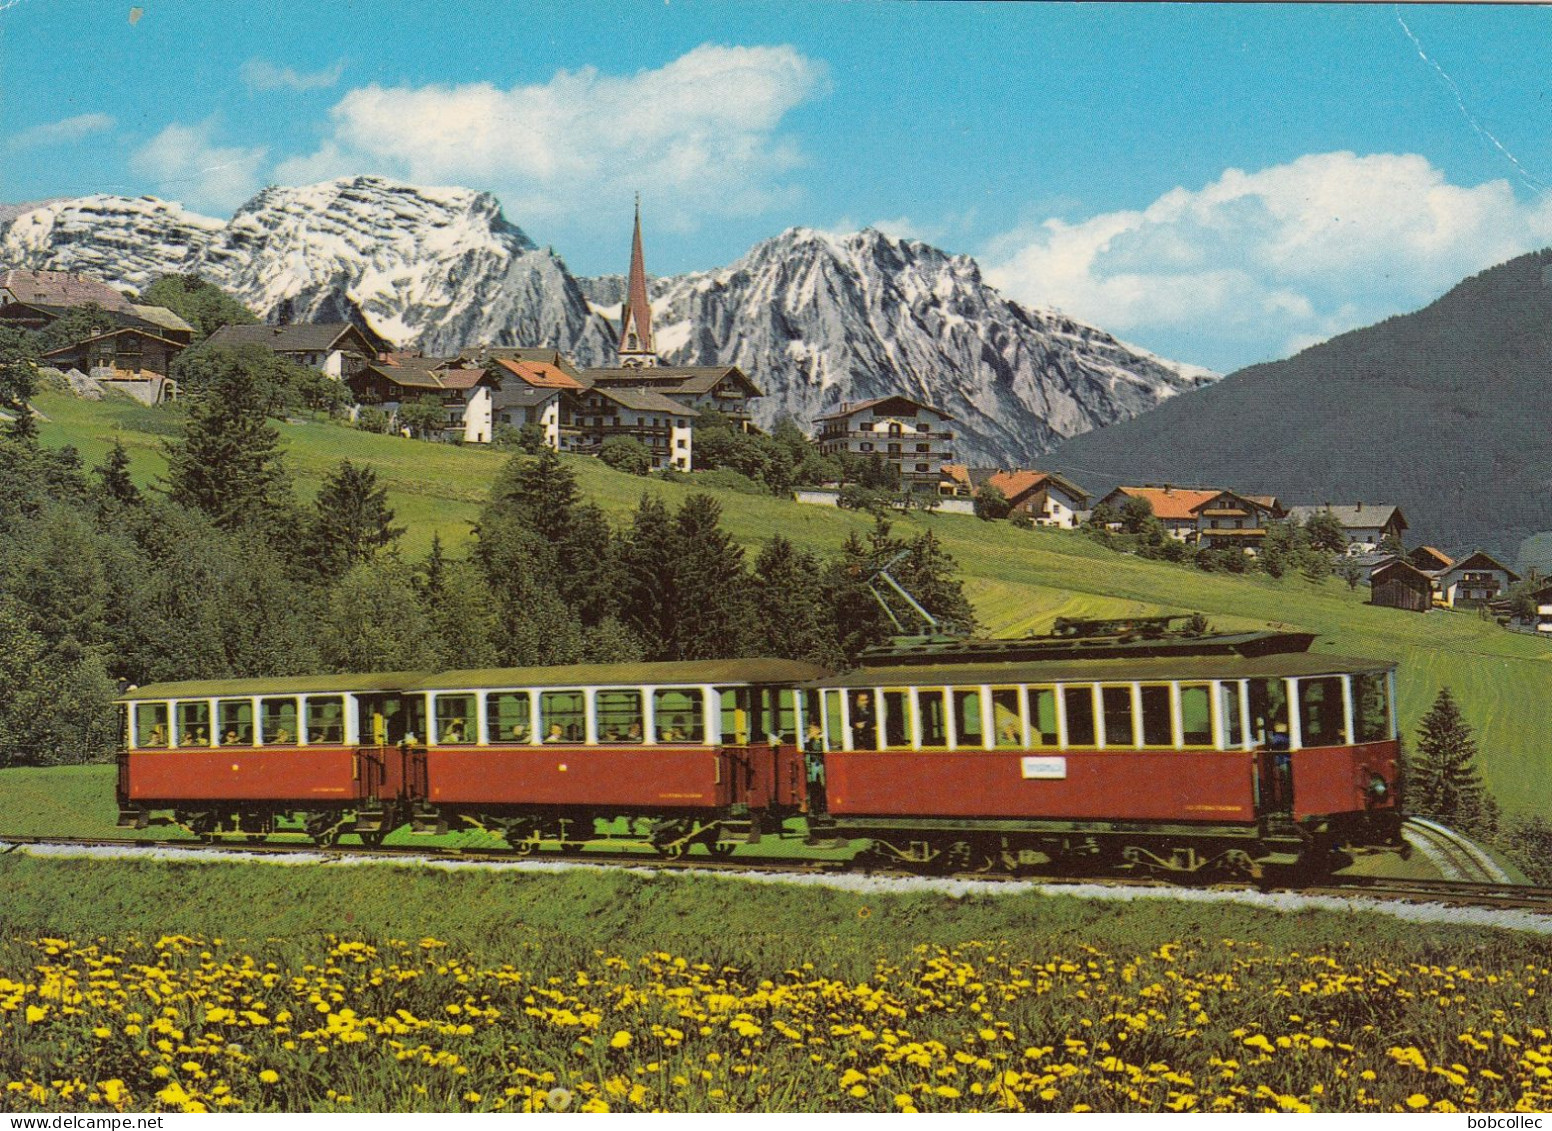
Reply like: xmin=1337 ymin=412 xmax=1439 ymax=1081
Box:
xmin=3 ymin=924 xmax=1552 ymax=1111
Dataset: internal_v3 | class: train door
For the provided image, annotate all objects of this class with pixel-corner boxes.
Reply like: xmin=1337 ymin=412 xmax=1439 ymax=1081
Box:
xmin=357 ymin=694 xmax=427 ymax=746
xmin=1247 ymin=678 xmax=1292 ymax=813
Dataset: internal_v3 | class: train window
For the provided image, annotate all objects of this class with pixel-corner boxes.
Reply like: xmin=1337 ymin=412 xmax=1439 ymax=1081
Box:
xmin=1219 ymin=682 xmax=1245 ymax=748
xmin=306 ymin=697 xmax=345 ymax=744
xmin=217 ymin=699 xmax=253 ymax=746
xmin=850 ymin=691 xmax=878 ymax=750
xmin=1063 ymin=686 xmax=1096 ymax=747
xmin=540 ymin=690 xmax=585 ymax=743
xmin=882 ymin=690 xmax=914 ymax=749
xmin=1248 ymin=680 xmax=1289 ymax=748
xmin=596 ymin=690 xmax=644 ymax=743
xmin=918 ymin=689 xmax=949 ymax=747
xmin=1101 ymin=686 xmax=1135 ymax=748
xmin=653 ymin=689 xmax=703 ymax=743
xmin=175 ymin=702 xmax=210 ymax=748
xmin=434 ymin=694 xmax=476 ymax=744
xmin=719 ymin=688 xmax=753 ymax=745
xmin=767 ymin=688 xmax=798 ymax=743
xmin=1297 ymin=677 xmax=1347 ymax=747
xmin=1140 ymin=685 xmax=1172 ymax=747
xmin=487 ymin=692 xmax=533 ymax=743
xmin=1179 ymin=685 xmax=1213 ymax=747
xmin=953 ymin=689 xmax=983 ymax=747
xmin=135 ymin=702 xmax=169 ymax=748
xmin=823 ymin=690 xmax=846 ymax=750
xmin=1027 ymin=687 xmax=1058 ymax=747
xmin=991 ymin=688 xmax=1022 ymax=748
xmin=260 ymin=698 xmax=299 ymax=745
xmin=1353 ymin=673 xmax=1390 ymax=743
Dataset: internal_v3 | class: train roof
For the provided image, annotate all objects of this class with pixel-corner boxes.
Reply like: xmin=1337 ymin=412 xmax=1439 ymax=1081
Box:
xmin=119 ymin=671 xmax=430 ymax=702
xmin=118 ymin=658 xmax=830 ymax=702
xmin=415 ymin=658 xmax=828 ymax=690
xmin=813 ymin=651 xmax=1395 ymax=689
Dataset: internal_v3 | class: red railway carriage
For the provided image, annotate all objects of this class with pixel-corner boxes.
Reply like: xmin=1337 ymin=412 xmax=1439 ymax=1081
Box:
xmin=411 ymin=658 xmax=826 ymax=853
xmin=116 ymin=658 xmax=826 ymax=854
xmin=802 ymin=641 xmax=1401 ymax=876
xmin=117 ymin=671 xmax=430 ymax=844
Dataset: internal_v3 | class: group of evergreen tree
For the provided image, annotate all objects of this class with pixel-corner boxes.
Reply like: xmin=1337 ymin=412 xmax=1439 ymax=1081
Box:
xmin=0 ymin=357 xmax=974 ymax=767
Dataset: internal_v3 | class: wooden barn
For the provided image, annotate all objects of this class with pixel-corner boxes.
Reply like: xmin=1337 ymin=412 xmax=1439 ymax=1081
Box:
xmin=1370 ymin=560 xmax=1432 ymax=613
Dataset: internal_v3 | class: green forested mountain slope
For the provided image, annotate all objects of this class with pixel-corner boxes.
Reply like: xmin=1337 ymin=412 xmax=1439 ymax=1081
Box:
xmin=1046 ymin=249 xmax=1552 ymax=560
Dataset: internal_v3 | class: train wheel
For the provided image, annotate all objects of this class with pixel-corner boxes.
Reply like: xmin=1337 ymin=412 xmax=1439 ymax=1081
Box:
xmin=707 ymin=841 xmax=737 ymax=859
xmin=556 ymin=842 xmax=587 ymax=856
xmin=934 ymin=840 xmax=999 ymax=875
xmin=356 ymin=829 xmax=387 ymax=849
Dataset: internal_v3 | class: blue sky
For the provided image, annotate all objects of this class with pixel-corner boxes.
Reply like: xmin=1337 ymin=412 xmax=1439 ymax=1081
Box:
xmin=4 ymin=2 xmax=1552 ymax=372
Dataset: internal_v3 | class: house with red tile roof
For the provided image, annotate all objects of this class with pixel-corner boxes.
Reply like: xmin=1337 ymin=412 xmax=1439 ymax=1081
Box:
xmin=1096 ymin=486 xmax=1222 ymax=541
xmin=985 ymin=469 xmax=1090 ymax=528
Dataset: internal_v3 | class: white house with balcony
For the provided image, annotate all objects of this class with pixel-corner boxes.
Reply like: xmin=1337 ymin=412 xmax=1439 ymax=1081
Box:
xmin=814 ymin=395 xmax=955 ymax=493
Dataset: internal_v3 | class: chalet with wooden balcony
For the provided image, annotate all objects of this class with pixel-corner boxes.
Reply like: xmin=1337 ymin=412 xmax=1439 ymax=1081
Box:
xmin=814 ymin=395 xmax=956 ymax=493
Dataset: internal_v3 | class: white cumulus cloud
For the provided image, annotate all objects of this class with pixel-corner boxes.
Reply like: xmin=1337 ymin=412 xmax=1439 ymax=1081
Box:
xmin=8 ymin=112 xmax=116 ymax=150
xmin=983 ymin=151 xmax=1552 ymax=371
xmin=241 ymin=58 xmax=347 ymax=92
xmin=129 ymin=119 xmax=267 ymax=212
xmin=273 ymin=43 xmax=828 ymax=231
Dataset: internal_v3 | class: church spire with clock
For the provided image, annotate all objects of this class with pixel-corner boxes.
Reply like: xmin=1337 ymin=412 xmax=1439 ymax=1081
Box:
xmin=616 ymin=195 xmax=659 ymax=368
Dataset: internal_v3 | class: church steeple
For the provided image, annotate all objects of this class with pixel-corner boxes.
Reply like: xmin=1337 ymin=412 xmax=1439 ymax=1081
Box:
xmin=617 ymin=195 xmax=658 ymax=368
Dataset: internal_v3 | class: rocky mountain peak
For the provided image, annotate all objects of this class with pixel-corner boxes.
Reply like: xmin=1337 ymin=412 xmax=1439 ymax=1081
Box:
xmin=1 ymin=177 xmax=1214 ymax=465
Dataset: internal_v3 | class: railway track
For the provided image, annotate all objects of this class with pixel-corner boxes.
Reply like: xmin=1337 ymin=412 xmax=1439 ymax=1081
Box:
xmin=5 ymin=831 xmax=1551 ymax=915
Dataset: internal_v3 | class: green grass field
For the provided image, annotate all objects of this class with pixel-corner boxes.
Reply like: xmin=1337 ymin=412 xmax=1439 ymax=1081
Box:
xmin=1 ymin=853 xmax=1551 ymax=1112
xmin=33 ymin=391 xmax=1552 ymax=815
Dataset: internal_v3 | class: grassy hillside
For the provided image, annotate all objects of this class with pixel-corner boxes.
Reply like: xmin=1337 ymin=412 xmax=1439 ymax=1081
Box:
xmin=1044 ymin=249 xmax=1552 ymax=560
xmin=34 ymin=390 xmax=1552 ymax=815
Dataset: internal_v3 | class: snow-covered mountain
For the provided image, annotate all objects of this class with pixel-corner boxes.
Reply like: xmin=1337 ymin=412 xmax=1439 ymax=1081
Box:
xmin=0 ymin=178 xmax=614 ymax=362
xmin=0 ymin=177 xmax=1215 ymax=464
xmin=581 ymin=227 xmax=1214 ymax=463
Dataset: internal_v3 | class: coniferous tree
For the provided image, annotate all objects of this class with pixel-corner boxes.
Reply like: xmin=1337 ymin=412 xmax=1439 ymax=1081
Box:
xmin=751 ymin=534 xmax=838 ymax=664
xmin=664 ymin=493 xmax=751 ymax=660
xmin=309 ymin=460 xmax=404 ymax=581
xmin=163 ymin=366 xmax=292 ymax=532
xmin=92 ymin=439 xmax=141 ymax=508
xmin=617 ymin=493 xmax=679 ymax=658
xmin=472 ymin=509 xmax=585 ymax=666
xmin=486 ymin=448 xmax=579 ymax=543
xmin=1410 ymin=687 xmax=1500 ymax=838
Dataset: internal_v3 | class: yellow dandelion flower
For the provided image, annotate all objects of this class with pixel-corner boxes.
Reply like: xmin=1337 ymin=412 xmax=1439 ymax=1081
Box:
xmin=1407 ymin=1095 xmax=1430 ymax=1109
xmin=610 ymin=1029 xmax=633 ymax=1049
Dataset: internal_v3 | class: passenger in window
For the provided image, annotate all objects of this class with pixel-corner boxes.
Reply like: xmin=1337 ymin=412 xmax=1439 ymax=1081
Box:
xmin=804 ymin=721 xmax=826 ymax=815
xmin=443 ymin=718 xmax=467 ymax=744
xmin=275 ymin=728 xmax=292 ymax=744
xmin=851 ymin=692 xmax=877 ymax=749
xmin=509 ymin=723 xmax=528 ymax=743
xmin=545 ymin=722 xmax=566 ymax=743
xmin=625 ymin=721 xmax=643 ymax=742
xmin=147 ymin=724 xmax=167 ymax=747
xmin=222 ymin=728 xmax=239 ymax=745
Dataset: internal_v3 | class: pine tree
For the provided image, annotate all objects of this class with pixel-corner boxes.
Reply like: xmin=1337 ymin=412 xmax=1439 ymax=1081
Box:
xmin=309 ymin=460 xmax=404 ymax=580
xmin=1410 ymin=687 xmax=1500 ymax=838
xmin=163 ymin=367 xmax=291 ymax=531
xmin=751 ymin=535 xmax=838 ymax=664
xmin=663 ymin=494 xmax=751 ymax=660
xmin=486 ymin=448 xmax=578 ymax=543
xmin=617 ymin=494 xmax=679 ymax=658
xmin=92 ymin=440 xmax=141 ymax=507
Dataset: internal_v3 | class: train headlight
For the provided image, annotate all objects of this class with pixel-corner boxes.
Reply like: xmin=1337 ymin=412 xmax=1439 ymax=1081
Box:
xmin=1367 ymin=774 xmax=1389 ymax=799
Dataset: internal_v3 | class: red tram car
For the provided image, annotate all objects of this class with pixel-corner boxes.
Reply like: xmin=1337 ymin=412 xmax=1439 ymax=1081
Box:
xmin=115 ymin=625 xmax=1402 ymax=876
